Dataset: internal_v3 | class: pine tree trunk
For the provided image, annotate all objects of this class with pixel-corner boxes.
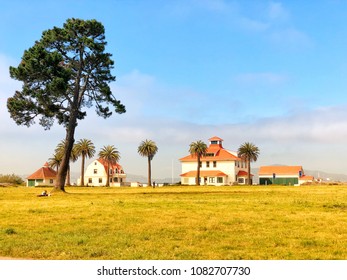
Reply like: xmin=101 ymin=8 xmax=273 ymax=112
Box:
xmin=53 ymin=109 xmax=78 ymax=192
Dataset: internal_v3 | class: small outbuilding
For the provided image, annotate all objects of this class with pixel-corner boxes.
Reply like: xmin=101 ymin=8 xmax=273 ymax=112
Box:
xmin=258 ymin=165 xmax=313 ymax=186
xmin=27 ymin=162 xmax=57 ymax=187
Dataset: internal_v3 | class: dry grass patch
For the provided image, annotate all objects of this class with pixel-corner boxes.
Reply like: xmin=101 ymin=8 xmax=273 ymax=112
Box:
xmin=0 ymin=185 xmax=346 ymax=259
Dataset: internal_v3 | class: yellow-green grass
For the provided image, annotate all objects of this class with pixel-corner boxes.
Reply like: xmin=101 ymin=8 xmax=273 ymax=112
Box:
xmin=0 ymin=185 xmax=346 ymax=260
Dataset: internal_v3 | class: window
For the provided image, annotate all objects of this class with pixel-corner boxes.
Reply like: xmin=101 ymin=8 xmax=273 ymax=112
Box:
xmin=206 ymin=153 xmax=214 ymax=157
xmin=217 ymin=177 xmax=223 ymax=183
xmin=199 ymin=162 xmax=202 ymax=168
xmin=211 ymin=140 xmax=218 ymax=144
xmin=109 ymin=169 xmax=113 ymax=175
xmin=93 ymin=169 xmax=97 ymax=174
xmin=213 ymin=161 xmax=217 ymax=167
xmin=238 ymin=178 xmax=245 ymax=184
xmin=94 ymin=162 xmax=97 ymax=165
xmin=110 ymin=178 xmax=113 ymax=182
xmin=99 ymin=178 xmax=102 ymax=183
xmin=114 ymin=177 xmax=118 ymax=182
xmin=208 ymin=177 xmax=215 ymax=183
xmin=115 ymin=168 xmax=118 ymax=173
xmin=49 ymin=179 xmax=54 ymax=184
xmin=206 ymin=161 xmax=210 ymax=168
xmin=88 ymin=178 xmax=92 ymax=184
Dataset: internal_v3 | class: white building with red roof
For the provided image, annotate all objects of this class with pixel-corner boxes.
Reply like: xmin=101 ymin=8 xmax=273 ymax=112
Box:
xmin=79 ymin=158 xmax=127 ymax=187
xmin=259 ymin=165 xmax=314 ymax=186
xmin=180 ymin=136 xmax=251 ymax=185
xmin=26 ymin=162 xmax=57 ymax=187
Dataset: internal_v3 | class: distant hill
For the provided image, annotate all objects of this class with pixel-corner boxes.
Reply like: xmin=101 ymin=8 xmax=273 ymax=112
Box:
xmin=304 ymin=170 xmax=347 ymax=182
xmin=126 ymin=174 xmax=181 ymax=184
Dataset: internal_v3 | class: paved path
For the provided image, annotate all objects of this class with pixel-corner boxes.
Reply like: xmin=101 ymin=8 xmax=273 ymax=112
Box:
xmin=0 ymin=256 xmax=30 ymax=260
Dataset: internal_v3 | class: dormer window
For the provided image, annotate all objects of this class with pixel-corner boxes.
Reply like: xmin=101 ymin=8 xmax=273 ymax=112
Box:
xmin=206 ymin=153 xmax=214 ymax=157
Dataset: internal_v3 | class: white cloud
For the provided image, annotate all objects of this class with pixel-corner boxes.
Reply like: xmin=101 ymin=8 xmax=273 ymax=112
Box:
xmin=268 ymin=2 xmax=290 ymax=21
xmin=269 ymin=27 xmax=312 ymax=49
xmin=238 ymin=17 xmax=270 ymax=32
xmin=234 ymin=72 xmax=289 ymax=86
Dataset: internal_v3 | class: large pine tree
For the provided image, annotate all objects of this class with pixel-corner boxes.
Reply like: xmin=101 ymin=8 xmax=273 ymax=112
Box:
xmin=7 ymin=18 xmax=125 ymax=192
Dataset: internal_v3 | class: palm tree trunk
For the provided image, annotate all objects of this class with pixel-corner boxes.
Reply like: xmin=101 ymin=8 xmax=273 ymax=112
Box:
xmin=196 ymin=156 xmax=201 ymax=186
xmin=80 ymin=154 xmax=85 ymax=186
xmin=247 ymin=159 xmax=251 ymax=185
xmin=106 ymin=162 xmax=110 ymax=187
xmin=148 ymin=156 xmax=152 ymax=187
xmin=66 ymin=164 xmax=71 ymax=186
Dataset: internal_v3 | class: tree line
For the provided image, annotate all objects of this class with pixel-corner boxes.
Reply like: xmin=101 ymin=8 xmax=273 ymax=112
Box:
xmin=48 ymin=138 xmax=158 ymax=187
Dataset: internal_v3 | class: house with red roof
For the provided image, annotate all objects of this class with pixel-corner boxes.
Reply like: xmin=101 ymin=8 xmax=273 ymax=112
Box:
xmin=259 ymin=165 xmax=314 ymax=186
xmin=180 ymin=136 xmax=251 ymax=185
xmin=78 ymin=158 xmax=127 ymax=186
xmin=26 ymin=162 xmax=57 ymax=187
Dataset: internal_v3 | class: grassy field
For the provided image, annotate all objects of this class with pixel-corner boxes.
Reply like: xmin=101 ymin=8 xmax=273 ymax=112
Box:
xmin=0 ymin=185 xmax=346 ymax=260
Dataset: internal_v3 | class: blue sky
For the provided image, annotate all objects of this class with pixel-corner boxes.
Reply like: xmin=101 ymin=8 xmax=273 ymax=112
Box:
xmin=1 ymin=0 xmax=347 ymax=180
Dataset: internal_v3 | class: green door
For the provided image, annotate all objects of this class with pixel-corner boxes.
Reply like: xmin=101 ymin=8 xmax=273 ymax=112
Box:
xmin=28 ymin=179 xmax=35 ymax=187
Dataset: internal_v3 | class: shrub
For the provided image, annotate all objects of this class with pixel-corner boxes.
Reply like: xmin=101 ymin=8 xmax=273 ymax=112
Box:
xmin=0 ymin=174 xmax=24 ymax=185
xmin=4 ymin=228 xmax=17 ymax=235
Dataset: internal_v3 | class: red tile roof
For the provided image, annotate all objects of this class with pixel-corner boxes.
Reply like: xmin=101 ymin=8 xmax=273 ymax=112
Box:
xmin=180 ymin=136 xmax=240 ymax=162
xmin=97 ymin=158 xmax=123 ymax=172
xmin=300 ymin=175 xmax=314 ymax=180
xmin=27 ymin=162 xmax=57 ymax=179
xmin=237 ymin=170 xmax=253 ymax=177
xmin=259 ymin=166 xmax=303 ymax=175
xmin=209 ymin=136 xmax=223 ymax=141
xmin=180 ymin=170 xmax=227 ymax=177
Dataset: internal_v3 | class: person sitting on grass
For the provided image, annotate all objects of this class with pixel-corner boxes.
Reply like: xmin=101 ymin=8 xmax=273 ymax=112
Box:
xmin=37 ymin=190 xmax=49 ymax=197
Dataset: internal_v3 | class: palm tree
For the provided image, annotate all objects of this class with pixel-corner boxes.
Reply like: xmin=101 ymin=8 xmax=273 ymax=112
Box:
xmin=237 ymin=142 xmax=260 ymax=185
xmin=189 ymin=140 xmax=207 ymax=185
xmin=98 ymin=145 xmax=120 ymax=187
xmin=55 ymin=140 xmax=78 ymax=186
xmin=137 ymin=139 xmax=158 ymax=187
xmin=48 ymin=153 xmax=62 ymax=172
xmin=75 ymin=139 xmax=96 ymax=186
